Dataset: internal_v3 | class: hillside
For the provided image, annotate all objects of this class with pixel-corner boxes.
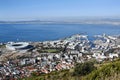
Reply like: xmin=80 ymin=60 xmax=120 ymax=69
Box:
xmin=21 ymin=59 xmax=120 ymax=80
xmin=84 ymin=60 xmax=120 ymax=80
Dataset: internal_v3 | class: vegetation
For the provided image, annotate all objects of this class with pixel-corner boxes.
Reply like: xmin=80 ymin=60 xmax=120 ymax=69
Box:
xmin=37 ymin=48 xmax=61 ymax=53
xmin=0 ymin=44 xmax=5 ymax=48
xmin=83 ymin=59 xmax=120 ymax=80
xmin=73 ymin=61 xmax=96 ymax=76
xmin=22 ymin=59 xmax=120 ymax=80
xmin=21 ymin=70 xmax=73 ymax=80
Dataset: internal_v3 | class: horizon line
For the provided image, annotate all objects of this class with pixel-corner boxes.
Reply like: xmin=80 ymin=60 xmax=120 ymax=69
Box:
xmin=1 ymin=16 xmax=120 ymax=21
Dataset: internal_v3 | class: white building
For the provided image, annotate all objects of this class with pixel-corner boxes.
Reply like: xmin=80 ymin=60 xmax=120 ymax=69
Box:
xmin=6 ymin=42 xmax=32 ymax=51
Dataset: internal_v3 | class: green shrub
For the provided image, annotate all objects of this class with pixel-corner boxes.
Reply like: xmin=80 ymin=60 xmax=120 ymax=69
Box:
xmin=84 ymin=61 xmax=120 ymax=80
xmin=73 ymin=61 xmax=96 ymax=76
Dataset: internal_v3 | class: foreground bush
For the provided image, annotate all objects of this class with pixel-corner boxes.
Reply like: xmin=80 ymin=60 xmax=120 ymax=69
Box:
xmin=73 ymin=61 xmax=96 ymax=76
xmin=84 ymin=61 xmax=120 ymax=80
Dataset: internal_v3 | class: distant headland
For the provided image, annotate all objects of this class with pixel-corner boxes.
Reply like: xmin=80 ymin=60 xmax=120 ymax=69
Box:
xmin=1 ymin=18 xmax=120 ymax=25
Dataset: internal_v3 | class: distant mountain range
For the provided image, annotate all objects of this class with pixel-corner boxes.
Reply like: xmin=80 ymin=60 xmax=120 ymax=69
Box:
xmin=1 ymin=18 xmax=120 ymax=25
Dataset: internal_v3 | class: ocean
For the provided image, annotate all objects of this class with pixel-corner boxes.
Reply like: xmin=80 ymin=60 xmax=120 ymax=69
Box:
xmin=0 ymin=23 xmax=120 ymax=42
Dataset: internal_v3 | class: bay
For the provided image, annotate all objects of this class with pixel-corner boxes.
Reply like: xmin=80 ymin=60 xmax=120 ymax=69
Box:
xmin=0 ymin=23 xmax=120 ymax=42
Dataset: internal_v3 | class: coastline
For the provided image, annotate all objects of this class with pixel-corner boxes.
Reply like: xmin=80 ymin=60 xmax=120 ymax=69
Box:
xmin=0 ymin=34 xmax=120 ymax=79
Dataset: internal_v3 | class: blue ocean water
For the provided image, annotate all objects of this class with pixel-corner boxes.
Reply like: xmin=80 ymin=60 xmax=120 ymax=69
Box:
xmin=0 ymin=24 xmax=120 ymax=42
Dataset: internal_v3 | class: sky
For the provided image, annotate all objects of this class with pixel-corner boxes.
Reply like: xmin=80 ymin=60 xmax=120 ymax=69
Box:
xmin=0 ymin=0 xmax=120 ymax=21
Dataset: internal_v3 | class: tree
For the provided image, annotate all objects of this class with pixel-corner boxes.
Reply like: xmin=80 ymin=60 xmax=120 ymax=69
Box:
xmin=73 ymin=61 xmax=96 ymax=76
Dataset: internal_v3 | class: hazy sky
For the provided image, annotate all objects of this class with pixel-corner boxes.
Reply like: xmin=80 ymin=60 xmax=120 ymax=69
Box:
xmin=0 ymin=0 xmax=120 ymax=20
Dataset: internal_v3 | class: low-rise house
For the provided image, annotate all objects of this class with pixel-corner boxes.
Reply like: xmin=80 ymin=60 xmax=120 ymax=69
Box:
xmin=109 ymin=53 xmax=119 ymax=58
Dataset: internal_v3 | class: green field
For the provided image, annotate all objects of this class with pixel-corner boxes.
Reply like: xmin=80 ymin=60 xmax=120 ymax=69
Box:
xmin=38 ymin=48 xmax=61 ymax=53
